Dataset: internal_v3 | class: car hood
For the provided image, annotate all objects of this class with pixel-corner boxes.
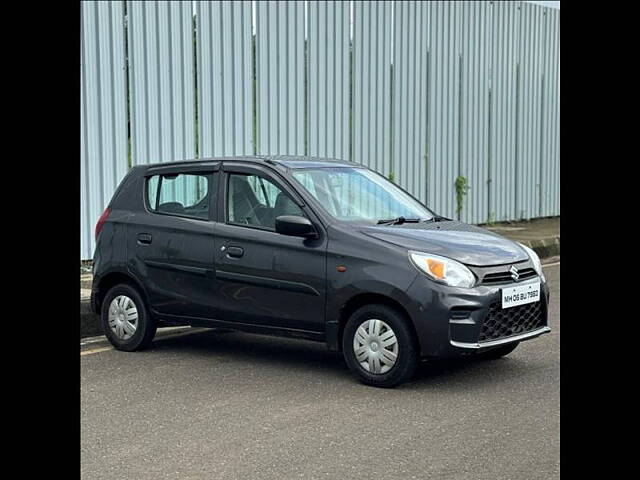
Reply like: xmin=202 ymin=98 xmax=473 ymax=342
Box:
xmin=360 ymin=221 xmax=528 ymax=266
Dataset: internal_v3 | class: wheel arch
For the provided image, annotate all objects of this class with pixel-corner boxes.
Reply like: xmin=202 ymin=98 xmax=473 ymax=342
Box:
xmin=328 ymin=292 xmax=419 ymax=353
xmin=94 ymin=269 xmax=149 ymax=314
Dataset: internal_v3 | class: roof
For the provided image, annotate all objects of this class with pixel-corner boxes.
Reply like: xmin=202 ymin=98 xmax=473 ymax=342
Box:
xmin=137 ymin=155 xmax=361 ymax=171
xmin=261 ymin=156 xmax=362 ymax=169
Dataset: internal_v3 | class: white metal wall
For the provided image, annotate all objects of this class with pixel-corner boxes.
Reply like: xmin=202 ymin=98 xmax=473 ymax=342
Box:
xmin=81 ymin=1 xmax=128 ymax=260
xmin=459 ymin=1 xmax=491 ymax=224
xmin=307 ymin=1 xmax=350 ymax=160
xmin=427 ymin=1 xmax=462 ymax=220
xmin=127 ymin=1 xmax=196 ymax=165
xmin=197 ymin=1 xmax=253 ymax=156
xmin=80 ymin=0 xmax=560 ymax=260
xmin=352 ymin=1 xmax=393 ymax=175
xmin=489 ymin=0 xmax=520 ymax=222
xmin=515 ymin=2 xmax=544 ymax=221
xmin=255 ymin=1 xmax=305 ymax=155
xmin=539 ymin=6 xmax=560 ymax=218
xmin=392 ymin=1 xmax=429 ymax=205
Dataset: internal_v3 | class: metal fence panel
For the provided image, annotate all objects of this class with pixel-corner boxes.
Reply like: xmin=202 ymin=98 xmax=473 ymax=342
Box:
xmin=540 ymin=7 xmax=560 ymax=217
xmin=489 ymin=1 xmax=519 ymax=222
xmin=197 ymin=1 xmax=253 ymax=157
xmin=307 ymin=1 xmax=350 ymax=160
xmin=427 ymin=1 xmax=462 ymax=219
xmin=515 ymin=2 xmax=545 ymax=220
xmin=552 ymin=9 xmax=560 ymax=217
xmin=459 ymin=1 xmax=491 ymax=224
xmin=392 ymin=1 xmax=429 ymax=204
xmin=127 ymin=0 xmax=196 ymax=165
xmin=353 ymin=1 xmax=393 ymax=175
xmin=80 ymin=0 xmax=560 ymax=259
xmin=81 ymin=1 xmax=128 ymax=260
xmin=256 ymin=1 xmax=305 ymax=155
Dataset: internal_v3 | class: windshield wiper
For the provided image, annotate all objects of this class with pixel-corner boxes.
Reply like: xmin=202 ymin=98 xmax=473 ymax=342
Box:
xmin=377 ymin=216 xmax=420 ymax=226
xmin=423 ymin=215 xmax=450 ymax=223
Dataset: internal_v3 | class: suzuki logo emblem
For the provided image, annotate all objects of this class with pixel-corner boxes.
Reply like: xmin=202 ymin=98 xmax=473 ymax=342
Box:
xmin=510 ymin=266 xmax=519 ymax=281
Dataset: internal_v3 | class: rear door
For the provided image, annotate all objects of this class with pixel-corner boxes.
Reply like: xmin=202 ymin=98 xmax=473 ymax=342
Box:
xmin=127 ymin=164 xmax=220 ymax=319
xmin=214 ymin=162 xmax=327 ymax=333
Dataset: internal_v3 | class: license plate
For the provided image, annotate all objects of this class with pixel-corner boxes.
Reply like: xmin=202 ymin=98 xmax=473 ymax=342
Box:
xmin=502 ymin=281 xmax=541 ymax=309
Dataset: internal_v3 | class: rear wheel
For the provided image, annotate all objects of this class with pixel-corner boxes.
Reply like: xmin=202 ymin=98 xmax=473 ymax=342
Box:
xmin=342 ymin=304 xmax=419 ymax=388
xmin=479 ymin=342 xmax=519 ymax=360
xmin=101 ymin=283 xmax=156 ymax=351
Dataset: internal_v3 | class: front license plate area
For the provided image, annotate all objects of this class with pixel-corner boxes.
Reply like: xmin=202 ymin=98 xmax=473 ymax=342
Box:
xmin=502 ymin=282 xmax=541 ymax=309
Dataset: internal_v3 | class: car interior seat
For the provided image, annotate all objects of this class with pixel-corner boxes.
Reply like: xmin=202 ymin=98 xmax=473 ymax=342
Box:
xmin=230 ymin=175 xmax=262 ymax=225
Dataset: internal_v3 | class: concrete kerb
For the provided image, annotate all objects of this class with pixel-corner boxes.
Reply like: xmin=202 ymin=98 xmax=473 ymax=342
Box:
xmin=521 ymin=236 xmax=561 ymax=261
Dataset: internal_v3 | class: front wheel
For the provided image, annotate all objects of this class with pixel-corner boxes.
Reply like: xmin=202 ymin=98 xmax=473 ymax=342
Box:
xmin=342 ymin=304 xmax=419 ymax=388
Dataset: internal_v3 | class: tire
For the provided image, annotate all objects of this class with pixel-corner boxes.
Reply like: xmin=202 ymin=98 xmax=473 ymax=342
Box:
xmin=101 ymin=283 xmax=157 ymax=352
xmin=479 ymin=342 xmax=519 ymax=360
xmin=342 ymin=304 xmax=419 ymax=388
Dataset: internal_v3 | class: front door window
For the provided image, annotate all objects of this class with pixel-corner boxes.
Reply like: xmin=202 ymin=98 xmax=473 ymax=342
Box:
xmin=227 ymin=173 xmax=303 ymax=229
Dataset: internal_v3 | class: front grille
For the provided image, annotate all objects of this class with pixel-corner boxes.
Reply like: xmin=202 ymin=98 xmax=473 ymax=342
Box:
xmin=481 ymin=267 xmax=537 ymax=285
xmin=479 ymin=301 xmax=545 ymax=342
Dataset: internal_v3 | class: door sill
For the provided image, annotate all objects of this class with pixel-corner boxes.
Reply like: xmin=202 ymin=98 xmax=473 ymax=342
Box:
xmin=152 ymin=311 xmax=326 ymax=343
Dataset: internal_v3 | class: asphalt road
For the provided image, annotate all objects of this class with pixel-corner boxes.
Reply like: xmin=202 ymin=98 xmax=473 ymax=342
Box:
xmin=81 ymin=262 xmax=559 ymax=480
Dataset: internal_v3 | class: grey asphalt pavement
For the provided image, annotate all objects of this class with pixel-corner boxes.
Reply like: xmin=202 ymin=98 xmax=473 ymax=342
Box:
xmin=81 ymin=262 xmax=559 ymax=480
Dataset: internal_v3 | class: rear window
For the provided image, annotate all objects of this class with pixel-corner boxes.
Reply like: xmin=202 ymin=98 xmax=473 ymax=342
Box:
xmin=146 ymin=173 xmax=211 ymax=219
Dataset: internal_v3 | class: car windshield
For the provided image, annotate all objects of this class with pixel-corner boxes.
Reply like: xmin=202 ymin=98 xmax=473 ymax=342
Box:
xmin=291 ymin=167 xmax=435 ymax=224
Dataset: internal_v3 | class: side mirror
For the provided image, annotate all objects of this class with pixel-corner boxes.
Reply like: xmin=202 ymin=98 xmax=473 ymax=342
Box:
xmin=275 ymin=215 xmax=318 ymax=238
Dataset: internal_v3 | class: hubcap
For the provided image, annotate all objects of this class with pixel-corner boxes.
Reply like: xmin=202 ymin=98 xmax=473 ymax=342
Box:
xmin=108 ymin=295 xmax=138 ymax=340
xmin=353 ymin=319 xmax=399 ymax=374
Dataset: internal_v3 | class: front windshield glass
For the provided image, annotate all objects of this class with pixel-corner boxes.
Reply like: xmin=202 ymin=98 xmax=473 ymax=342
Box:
xmin=291 ymin=167 xmax=434 ymax=223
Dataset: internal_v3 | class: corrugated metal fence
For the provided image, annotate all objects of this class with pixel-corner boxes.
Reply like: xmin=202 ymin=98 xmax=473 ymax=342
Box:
xmin=80 ymin=0 xmax=560 ymax=259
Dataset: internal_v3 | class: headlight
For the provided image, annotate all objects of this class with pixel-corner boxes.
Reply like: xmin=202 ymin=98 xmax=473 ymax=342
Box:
xmin=519 ymin=243 xmax=545 ymax=281
xmin=408 ymin=251 xmax=476 ymax=288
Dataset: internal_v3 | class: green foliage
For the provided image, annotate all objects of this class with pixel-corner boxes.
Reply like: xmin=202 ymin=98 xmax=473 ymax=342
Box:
xmin=454 ymin=176 xmax=470 ymax=220
xmin=388 ymin=171 xmax=396 ymax=183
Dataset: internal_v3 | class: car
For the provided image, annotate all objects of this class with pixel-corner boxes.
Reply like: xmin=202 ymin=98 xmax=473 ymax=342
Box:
xmin=90 ymin=156 xmax=550 ymax=388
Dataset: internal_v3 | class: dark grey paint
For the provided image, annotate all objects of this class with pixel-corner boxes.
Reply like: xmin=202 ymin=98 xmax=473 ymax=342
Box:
xmin=92 ymin=156 xmax=549 ymax=358
xmin=361 ymin=221 xmax=529 ymax=266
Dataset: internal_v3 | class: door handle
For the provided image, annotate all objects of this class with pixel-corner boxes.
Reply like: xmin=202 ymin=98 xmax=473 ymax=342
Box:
xmin=137 ymin=233 xmax=152 ymax=245
xmin=226 ymin=246 xmax=244 ymax=258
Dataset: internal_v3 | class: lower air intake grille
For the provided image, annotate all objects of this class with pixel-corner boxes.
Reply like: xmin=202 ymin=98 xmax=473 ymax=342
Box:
xmin=479 ymin=301 xmax=545 ymax=342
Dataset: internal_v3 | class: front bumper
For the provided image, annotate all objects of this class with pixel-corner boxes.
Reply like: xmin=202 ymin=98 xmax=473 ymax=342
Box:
xmin=450 ymin=325 xmax=550 ymax=350
xmin=405 ymin=274 xmax=550 ymax=358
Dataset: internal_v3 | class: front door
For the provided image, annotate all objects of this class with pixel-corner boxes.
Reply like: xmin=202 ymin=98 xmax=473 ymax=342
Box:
xmin=214 ymin=162 xmax=327 ymax=333
xmin=128 ymin=165 xmax=219 ymax=319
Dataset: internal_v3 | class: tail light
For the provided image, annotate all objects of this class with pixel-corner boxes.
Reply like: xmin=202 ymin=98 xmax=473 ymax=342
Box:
xmin=95 ymin=207 xmax=111 ymax=240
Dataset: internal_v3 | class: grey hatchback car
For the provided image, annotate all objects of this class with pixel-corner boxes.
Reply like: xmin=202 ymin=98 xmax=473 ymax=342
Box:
xmin=91 ymin=156 xmax=550 ymax=387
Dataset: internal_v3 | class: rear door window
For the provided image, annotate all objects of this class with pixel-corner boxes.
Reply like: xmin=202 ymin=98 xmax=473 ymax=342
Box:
xmin=146 ymin=173 xmax=211 ymax=219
